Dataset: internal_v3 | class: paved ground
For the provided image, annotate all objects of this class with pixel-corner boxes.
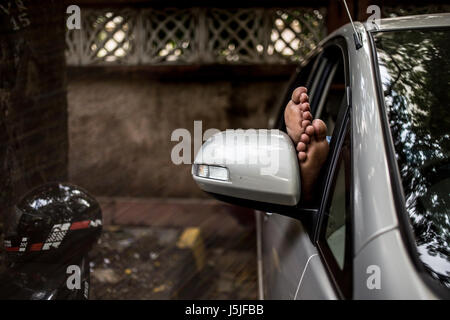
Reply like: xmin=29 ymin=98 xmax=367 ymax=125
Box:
xmin=89 ymin=198 xmax=258 ymax=300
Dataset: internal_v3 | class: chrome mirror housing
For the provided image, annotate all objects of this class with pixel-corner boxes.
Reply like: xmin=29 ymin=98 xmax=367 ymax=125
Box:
xmin=192 ymin=129 xmax=301 ymax=211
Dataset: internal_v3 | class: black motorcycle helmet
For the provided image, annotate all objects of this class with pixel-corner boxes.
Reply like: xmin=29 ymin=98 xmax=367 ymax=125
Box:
xmin=1 ymin=182 xmax=102 ymax=299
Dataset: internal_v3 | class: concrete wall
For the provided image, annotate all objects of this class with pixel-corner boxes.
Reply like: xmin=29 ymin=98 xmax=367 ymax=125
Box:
xmin=68 ymin=70 xmax=290 ymax=198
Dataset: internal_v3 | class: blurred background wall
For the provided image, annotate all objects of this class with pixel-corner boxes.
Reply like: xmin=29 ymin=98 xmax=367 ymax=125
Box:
xmin=65 ymin=0 xmax=450 ymax=199
xmin=68 ymin=70 xmax=285 ymax=197
xmin=65 ymin=1 xmax=329 ymax=198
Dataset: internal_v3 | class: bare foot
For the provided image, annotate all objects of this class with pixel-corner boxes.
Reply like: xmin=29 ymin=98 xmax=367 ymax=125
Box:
xmin=284 ymin=87 xmax=313 ymax=145
xmin=284 ymin=86 xmax=329 ymax=203
xmin=296 ymin=119 xmax=329 ymax=202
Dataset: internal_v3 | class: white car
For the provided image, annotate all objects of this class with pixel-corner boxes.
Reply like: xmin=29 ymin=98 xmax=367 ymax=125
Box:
xmin=193 ymin=13 xmax=450 ymax=299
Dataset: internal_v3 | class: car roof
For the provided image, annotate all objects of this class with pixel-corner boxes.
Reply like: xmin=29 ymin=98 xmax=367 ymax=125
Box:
xmin=364 ymin=12 xmax=450 ymax=32
xmin=316 ymin=13 xmax=450 ymax=55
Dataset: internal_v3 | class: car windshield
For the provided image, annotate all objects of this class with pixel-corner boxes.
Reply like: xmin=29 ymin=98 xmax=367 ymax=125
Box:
xmin=374 ymin=28 xmax=450 ymax=292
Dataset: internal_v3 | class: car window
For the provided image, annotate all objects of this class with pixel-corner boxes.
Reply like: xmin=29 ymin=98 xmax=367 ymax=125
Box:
xmin=276 ymin=43 xmax=346 ymax=136
xmin=313 ymin=48 xmax=346 ymax=136
xmin=374 ymin=28 xmax=450 ymax=292
xmin=308 ymin=56 xmax=329 ymax=106
xmin=275 ymin=54 xmax=317 ymax=130
xmin=318 ymin=123 xmax=352 ymax=297
xmin=325 ymin=157 xmax=347 ymax=269
xmin=306 ymin=43 xmax=348 ymax=208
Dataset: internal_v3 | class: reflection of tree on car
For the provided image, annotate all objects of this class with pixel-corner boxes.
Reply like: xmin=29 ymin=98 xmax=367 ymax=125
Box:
xmin=375 ymin=29 xmax=450 ymax=289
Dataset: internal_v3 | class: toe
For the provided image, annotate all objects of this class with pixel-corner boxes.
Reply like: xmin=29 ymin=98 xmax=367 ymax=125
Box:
xmin=291 ymin=87 xmax=307 ymax=104
xmin=297 ymin=142 xmax=306 ymax=152
xmin=300 ymin=102 xmax=310 ymax=112
xmin=305 ymin=125 xmax=314 ymax=136
xmin=303 ymin=111 xmax=312 ymax=121
xmin=300 ymin=133 xmax=310 ymax=144
xmin=312 ymin=119 xmax=328 ymax=140
xmin=301 ymin=120 xmax=311 ymax=128
xmin=300 ymin=93 xmax=309 ymax=103
xmin=298 ymin=151 xmax=307 ymax=162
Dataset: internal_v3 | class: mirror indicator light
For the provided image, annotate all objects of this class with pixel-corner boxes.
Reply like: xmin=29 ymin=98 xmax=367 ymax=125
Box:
xmin=195 ymin=164 xmax=229 ymax=181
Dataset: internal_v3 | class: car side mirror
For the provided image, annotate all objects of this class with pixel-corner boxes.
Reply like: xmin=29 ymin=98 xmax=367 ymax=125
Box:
xmin=192 ymin=129 xmax=302 ymax=219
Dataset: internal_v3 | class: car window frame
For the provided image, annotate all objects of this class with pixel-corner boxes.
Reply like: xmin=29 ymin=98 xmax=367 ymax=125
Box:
xmin=275 ymin=37 xmax=354 ymax=298
xmin=316 ymin=115 xmax=353 ymax=299
xmin=308 ymin=38 xmax=353 ymax=299
xmin=274 ymin=38 xmax=350 ymax=235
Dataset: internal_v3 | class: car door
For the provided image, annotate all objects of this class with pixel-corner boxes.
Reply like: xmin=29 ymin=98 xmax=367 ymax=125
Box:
xmin=299 ymin=113 xmax=353 ymax=299
xmin=260 ymin=38 xmax=352 ymax=299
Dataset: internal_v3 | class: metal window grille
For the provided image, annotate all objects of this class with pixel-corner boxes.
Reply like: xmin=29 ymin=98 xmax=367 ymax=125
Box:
xmin=66 ymin=9 xmax=137 ymax=65
xmin=66 ymin=7 xmax=327 ymax=66
xmin=206 ymin=8 xmax=266 ymax=63
xmin=141 ymin=8 xmax=197 ymax=64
